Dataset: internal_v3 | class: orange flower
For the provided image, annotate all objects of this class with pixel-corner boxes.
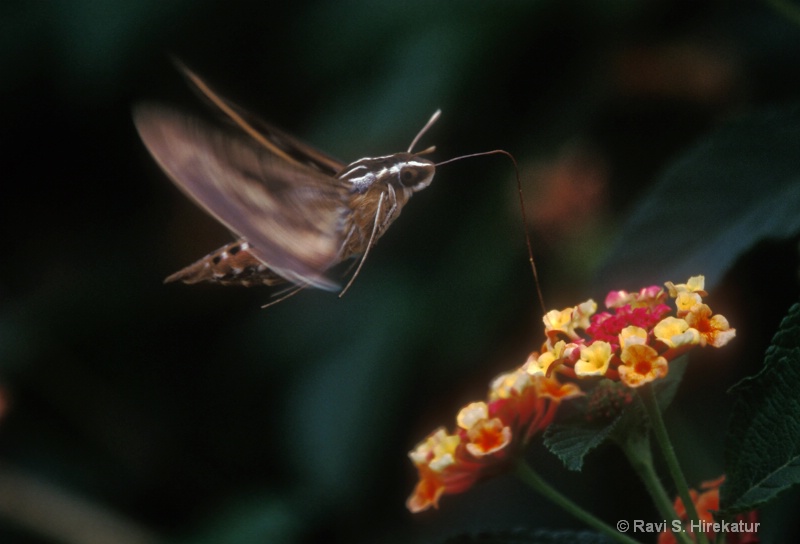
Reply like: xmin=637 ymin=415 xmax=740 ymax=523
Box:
xmin=457 ymin=402 xmax=512 ymax=457
xmin=407 ymin=372 xmax=581 ymax=512
xmin=406 ymin=465 xmax=446 ymax=514
xmin=407 ymin=428 xmax=481 ymax=513
xmin=659 ymin=476 xmax=760 ymax=544
xmin=683 ymin=303 xmax=736 ymax=347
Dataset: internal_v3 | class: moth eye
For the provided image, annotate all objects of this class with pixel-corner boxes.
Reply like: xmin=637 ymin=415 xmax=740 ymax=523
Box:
xmin=400 ymin=168 xmax=417 ymax=186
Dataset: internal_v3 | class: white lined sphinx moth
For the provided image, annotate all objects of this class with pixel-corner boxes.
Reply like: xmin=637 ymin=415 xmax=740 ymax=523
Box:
xmin=134 ymin=65 xmax=440 ymax=298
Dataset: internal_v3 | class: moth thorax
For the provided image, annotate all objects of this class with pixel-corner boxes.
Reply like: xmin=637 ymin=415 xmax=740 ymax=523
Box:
xmin=337 ymin=153 xmax=435 ymax=194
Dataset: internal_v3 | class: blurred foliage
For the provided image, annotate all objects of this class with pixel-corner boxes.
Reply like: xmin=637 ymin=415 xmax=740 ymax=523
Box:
xmin=2 ymin=0 xmax=800 ymax=543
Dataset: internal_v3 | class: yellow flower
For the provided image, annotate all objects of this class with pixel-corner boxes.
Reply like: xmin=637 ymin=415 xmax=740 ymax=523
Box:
xmin=575 ymin=341 xmax=612 ymax=376
xmin=457 ymin=402 xmax=489 ymax=430
xmin=654 ymin=317 xmax=700 ymax=348
xmin=527 ymin=341 xmax=568 ymax=376
xmin=409 ymin=427 xmax=460 ymax=471
xmin=665 ymin=275 xmax=707 ymax=298
xmin=619 ymin=344 xmax=668 ymax=387
xmin=619 ymin=326 xmax=648 ymax=349
xmin=674 ymin=291 xmax=703 ymax=314
xmin=543 ymin=308 xmax=575 ymax=334
xmin=573 ymin=299 xmax=598 ymax=329
xmin=543 ymin=300 xmax=597 ymax=338
xmin=492 ymin=367 xmax=534 ymax=396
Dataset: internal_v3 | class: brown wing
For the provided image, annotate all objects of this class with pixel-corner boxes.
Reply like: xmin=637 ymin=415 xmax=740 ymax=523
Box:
xmin=134 ymin=105 xmax=350 ymax=290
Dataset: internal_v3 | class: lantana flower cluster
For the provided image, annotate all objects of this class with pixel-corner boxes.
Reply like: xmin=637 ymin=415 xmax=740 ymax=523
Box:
xmin=407 ymin=276 xmax=735 ymax=513
xmin=529 ymin=275 xmax=735 ymax=388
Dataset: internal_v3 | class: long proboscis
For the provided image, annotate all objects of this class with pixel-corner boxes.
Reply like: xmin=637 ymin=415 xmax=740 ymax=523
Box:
xmin=436 ymin=150 xmax=547 ymax=316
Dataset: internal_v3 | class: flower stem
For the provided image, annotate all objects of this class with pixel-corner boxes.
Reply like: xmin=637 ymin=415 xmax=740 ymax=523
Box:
xmin=514 ymin=459 xmax=642 ymax=544
xmin=639 ymin=384 xmax=708 ymax=544
xmin=618 ymin=432 xmax=693 ymax=544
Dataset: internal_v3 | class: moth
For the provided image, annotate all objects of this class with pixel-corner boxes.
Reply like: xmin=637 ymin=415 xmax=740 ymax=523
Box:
xmin=134 ymin=65 xmax=442 ymax=302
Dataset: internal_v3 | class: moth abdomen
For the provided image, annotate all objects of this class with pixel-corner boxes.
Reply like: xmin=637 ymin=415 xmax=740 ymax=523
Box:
xmin=165 ymin=240 xmax=284 ymax=287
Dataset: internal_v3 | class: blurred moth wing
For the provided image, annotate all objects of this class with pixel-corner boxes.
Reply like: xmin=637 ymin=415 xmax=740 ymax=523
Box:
xmin=135 ymin=105 xmax=348 ymax=290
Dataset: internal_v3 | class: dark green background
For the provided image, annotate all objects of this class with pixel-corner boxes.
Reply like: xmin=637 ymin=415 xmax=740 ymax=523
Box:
xmin=3 ymin=1 xmax=800 ymax=543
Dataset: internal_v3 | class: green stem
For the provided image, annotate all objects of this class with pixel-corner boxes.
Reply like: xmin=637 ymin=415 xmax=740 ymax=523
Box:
xmin=514 ymin=460 xmax=641 ymax=544
xmin=639 ymin=385 xmax=708 ymax=544
xmin=619 ymin=432 xmax=693 ymax=544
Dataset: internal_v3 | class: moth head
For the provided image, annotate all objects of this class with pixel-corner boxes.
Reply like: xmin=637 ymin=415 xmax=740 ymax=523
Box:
xmin=339 ymin=153 xmax=435 ymax=194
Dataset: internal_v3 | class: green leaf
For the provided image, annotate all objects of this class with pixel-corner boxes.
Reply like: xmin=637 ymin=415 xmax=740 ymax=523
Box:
xmin=720 ymin=303 xmax=800 ymax=514
xmin=544 ymin=358 xmax=688 ymax=471
xmin=544 ymin=417 xmax=619 ymax=472
xmin=596 ymin=105 xmax=800 ymax=290
xmin=443 ymin=528 xmax=615 ymax=544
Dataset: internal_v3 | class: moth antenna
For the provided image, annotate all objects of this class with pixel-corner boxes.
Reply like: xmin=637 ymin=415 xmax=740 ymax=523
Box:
xmin=408 ymin=109 xmax=442 ymax=153
xmin=338 ymin=192 xmax=385 ymax=298
xmin=436 ymin=150 xmax=547 ymax=315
